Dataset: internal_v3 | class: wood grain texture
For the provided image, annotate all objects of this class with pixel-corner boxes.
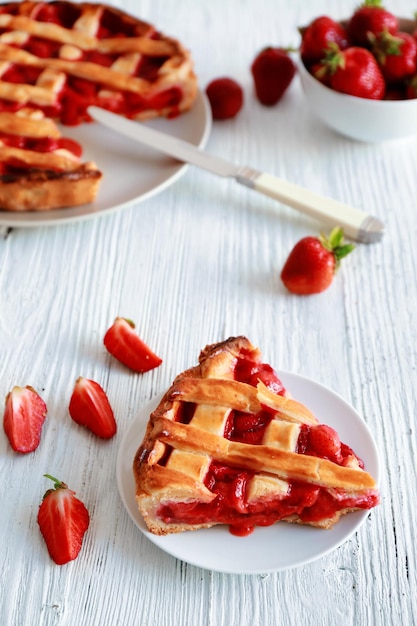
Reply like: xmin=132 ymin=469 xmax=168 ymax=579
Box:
xmin=1 ymin=1 xmax=417 ymax=624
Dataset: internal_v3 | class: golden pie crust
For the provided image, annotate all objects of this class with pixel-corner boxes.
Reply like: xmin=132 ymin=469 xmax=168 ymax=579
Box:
xmin=133 ymin=336 xmax=379 ymax=536
xmin=0 ymin=1 xmax=198 ymax=211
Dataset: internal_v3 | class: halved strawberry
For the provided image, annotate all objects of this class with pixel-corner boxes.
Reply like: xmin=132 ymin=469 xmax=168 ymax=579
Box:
xmin=3 ymin=386 xmax=47 ymax=453
xmin=69 ymin=377 xmax=117 ymax=439
xmin=103 ymin=317 xmax=162 ymax=373
xmin=37 ymin=474 xmax=90 ymax=565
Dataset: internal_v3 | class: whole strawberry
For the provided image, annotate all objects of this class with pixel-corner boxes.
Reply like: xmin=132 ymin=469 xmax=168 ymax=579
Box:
xmin=69 ymin=377 xmax=117 ymax=439
xmin=251 ymin=47 xmax=296 ymax=105
xmin=37 ymin=474 xmax=90 ymax=565
xmin=371 ymin=31 xmax=417 ymax=84
xmin=301 ymin=15 xmax=349 ymax=67
xmin=347 ymin=0 xmax=398 ymax=47
xmin=104 ymin=317 xmax=162 ymax=373
xmin=320 ymin=44 xmax=385 ymax=99
xmin=3 ymin=386 xmax=47 ymax=453
xmin=206 ymin=77 xmax=243 ymax=120
xmin=280 ymin=227 xmax=354 ymax=295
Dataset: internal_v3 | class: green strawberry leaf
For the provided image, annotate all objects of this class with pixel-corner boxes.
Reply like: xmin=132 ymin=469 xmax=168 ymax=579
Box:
xmin=362 ymin=0 xmax=383 ymax=7
xmin=322 ymin=43 xmax=345 ymax=74
xmin=319 ymin=227 xmax=355 ymax=269
xmin=334 ymin=243 xmax=356 ymax=262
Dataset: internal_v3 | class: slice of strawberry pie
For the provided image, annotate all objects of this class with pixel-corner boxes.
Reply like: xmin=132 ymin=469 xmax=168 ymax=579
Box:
xmin=133 ymin=336 xmax=379 ymax=536
xmin=0 ymin=108 xmax=101 ymax=210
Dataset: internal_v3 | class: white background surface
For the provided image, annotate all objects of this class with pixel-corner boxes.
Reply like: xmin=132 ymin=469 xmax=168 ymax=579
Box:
xmin=0 ymin=0 xmax=416 ymax=624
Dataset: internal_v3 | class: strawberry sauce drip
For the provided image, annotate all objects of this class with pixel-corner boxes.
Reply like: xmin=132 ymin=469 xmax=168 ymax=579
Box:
xmin=156 ymin=354 xmax=378 ymax=535
xmin=0 ymin=3 xmax=183 ymax=125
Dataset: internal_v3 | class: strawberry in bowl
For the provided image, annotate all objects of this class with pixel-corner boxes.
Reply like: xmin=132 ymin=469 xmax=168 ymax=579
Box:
xmin=298 ymin=4 xmax=417 ymax=142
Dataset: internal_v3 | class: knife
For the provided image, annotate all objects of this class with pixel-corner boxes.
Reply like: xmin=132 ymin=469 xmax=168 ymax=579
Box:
xmin=88 ymin=106 xmax=384 ymax=244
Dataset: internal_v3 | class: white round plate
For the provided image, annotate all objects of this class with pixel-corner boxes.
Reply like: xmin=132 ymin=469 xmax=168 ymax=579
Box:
xmin=116 ymin=372 xmax=380 ymax=575
xmin=0 ymin=90 xmax=211 ymax=228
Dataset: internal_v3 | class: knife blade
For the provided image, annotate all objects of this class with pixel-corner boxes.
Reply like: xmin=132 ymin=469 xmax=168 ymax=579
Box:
xmin=88 ymin=106 xmax=384 ymax=244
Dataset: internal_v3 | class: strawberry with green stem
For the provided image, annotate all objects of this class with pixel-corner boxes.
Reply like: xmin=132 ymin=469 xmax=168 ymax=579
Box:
xmin=370 ymin=30 xmax=417 ymax=84
xmin=316 ymin=43 xmax=385 ymax=99
xmin=347 ymin=0 xmax=398 ymax=48
xmin=37 ymin=474 xmax=90 ymax=565
xmin=301 ymin=15 xmax=349 ymax=68
xmin=280 ymin=227 xmax=355 ymax=295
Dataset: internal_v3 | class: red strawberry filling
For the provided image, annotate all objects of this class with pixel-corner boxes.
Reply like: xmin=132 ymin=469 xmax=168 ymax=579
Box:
xmin=156 ymin=359 xmax=378 ymax=536
xmin=31 ymin=1 xmax=82 ymax=28
xmin=0 ymin=132 xmax=81 ymax=155
xmin=0 ymin=4 xmax=183 ymax=125
xmin=0 ymin=131 xmax=82 ymax=175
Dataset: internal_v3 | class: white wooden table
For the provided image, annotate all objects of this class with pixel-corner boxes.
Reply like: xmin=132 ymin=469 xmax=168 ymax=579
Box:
xmin=1 ymin=1 xmax=416 ymax=624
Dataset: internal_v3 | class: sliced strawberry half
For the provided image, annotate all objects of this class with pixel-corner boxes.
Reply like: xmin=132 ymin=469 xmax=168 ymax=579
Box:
xmin=3 ymin=386 xmax=47 ymax=453
xmin=69 ymin=377 xmax=116 ymax=439
xmin=37 ymin=474 xmax=90 ymax=565
xmin=103 ymin=317 xmax=163 ymax=373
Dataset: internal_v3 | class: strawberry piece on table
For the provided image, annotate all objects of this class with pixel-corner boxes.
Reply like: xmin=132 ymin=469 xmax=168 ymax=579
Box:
xmin=347 ymin=0 xmax=398 ymax=48
xmin=300 ymin=15 xmax=349 ymax=67
xmin=103 ymin=317 xmax=162 ymax=373
xmin=37 ymin=474 xmax=89 ymax=565
xmin=205 ymin=77 xmax=243 ymax=120
xmin=69 ymin=377 xmax=117 ymax=439
xmin=319 ymin=44 xmax=385 ymax=99
xmin=251 ymin=47 xmax=296 ymax=105
xmin=3 ymin=386 xmax=47 ymax=453
xmin=280 ymin=227 xmax=355 ymax=295
xmin=371 ymin=31 xmax=417 ymax=84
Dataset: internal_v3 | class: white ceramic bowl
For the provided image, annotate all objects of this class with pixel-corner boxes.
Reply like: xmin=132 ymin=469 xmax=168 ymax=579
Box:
xmin=298 ymin=17 xmax=417 ymax=143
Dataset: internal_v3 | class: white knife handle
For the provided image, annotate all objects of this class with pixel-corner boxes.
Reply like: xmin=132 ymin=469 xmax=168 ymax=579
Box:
xmin=237 ymin=170 xmax=383 ymax=243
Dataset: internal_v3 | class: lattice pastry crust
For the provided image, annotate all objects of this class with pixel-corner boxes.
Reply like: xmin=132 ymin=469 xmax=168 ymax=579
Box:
xmin=0 ymin=108 xmax=101 ymax=210
xmin=0 ymin=1 xmax=198 ymax=211
xmin=133 ymin=336 xmax=379 ymax=536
